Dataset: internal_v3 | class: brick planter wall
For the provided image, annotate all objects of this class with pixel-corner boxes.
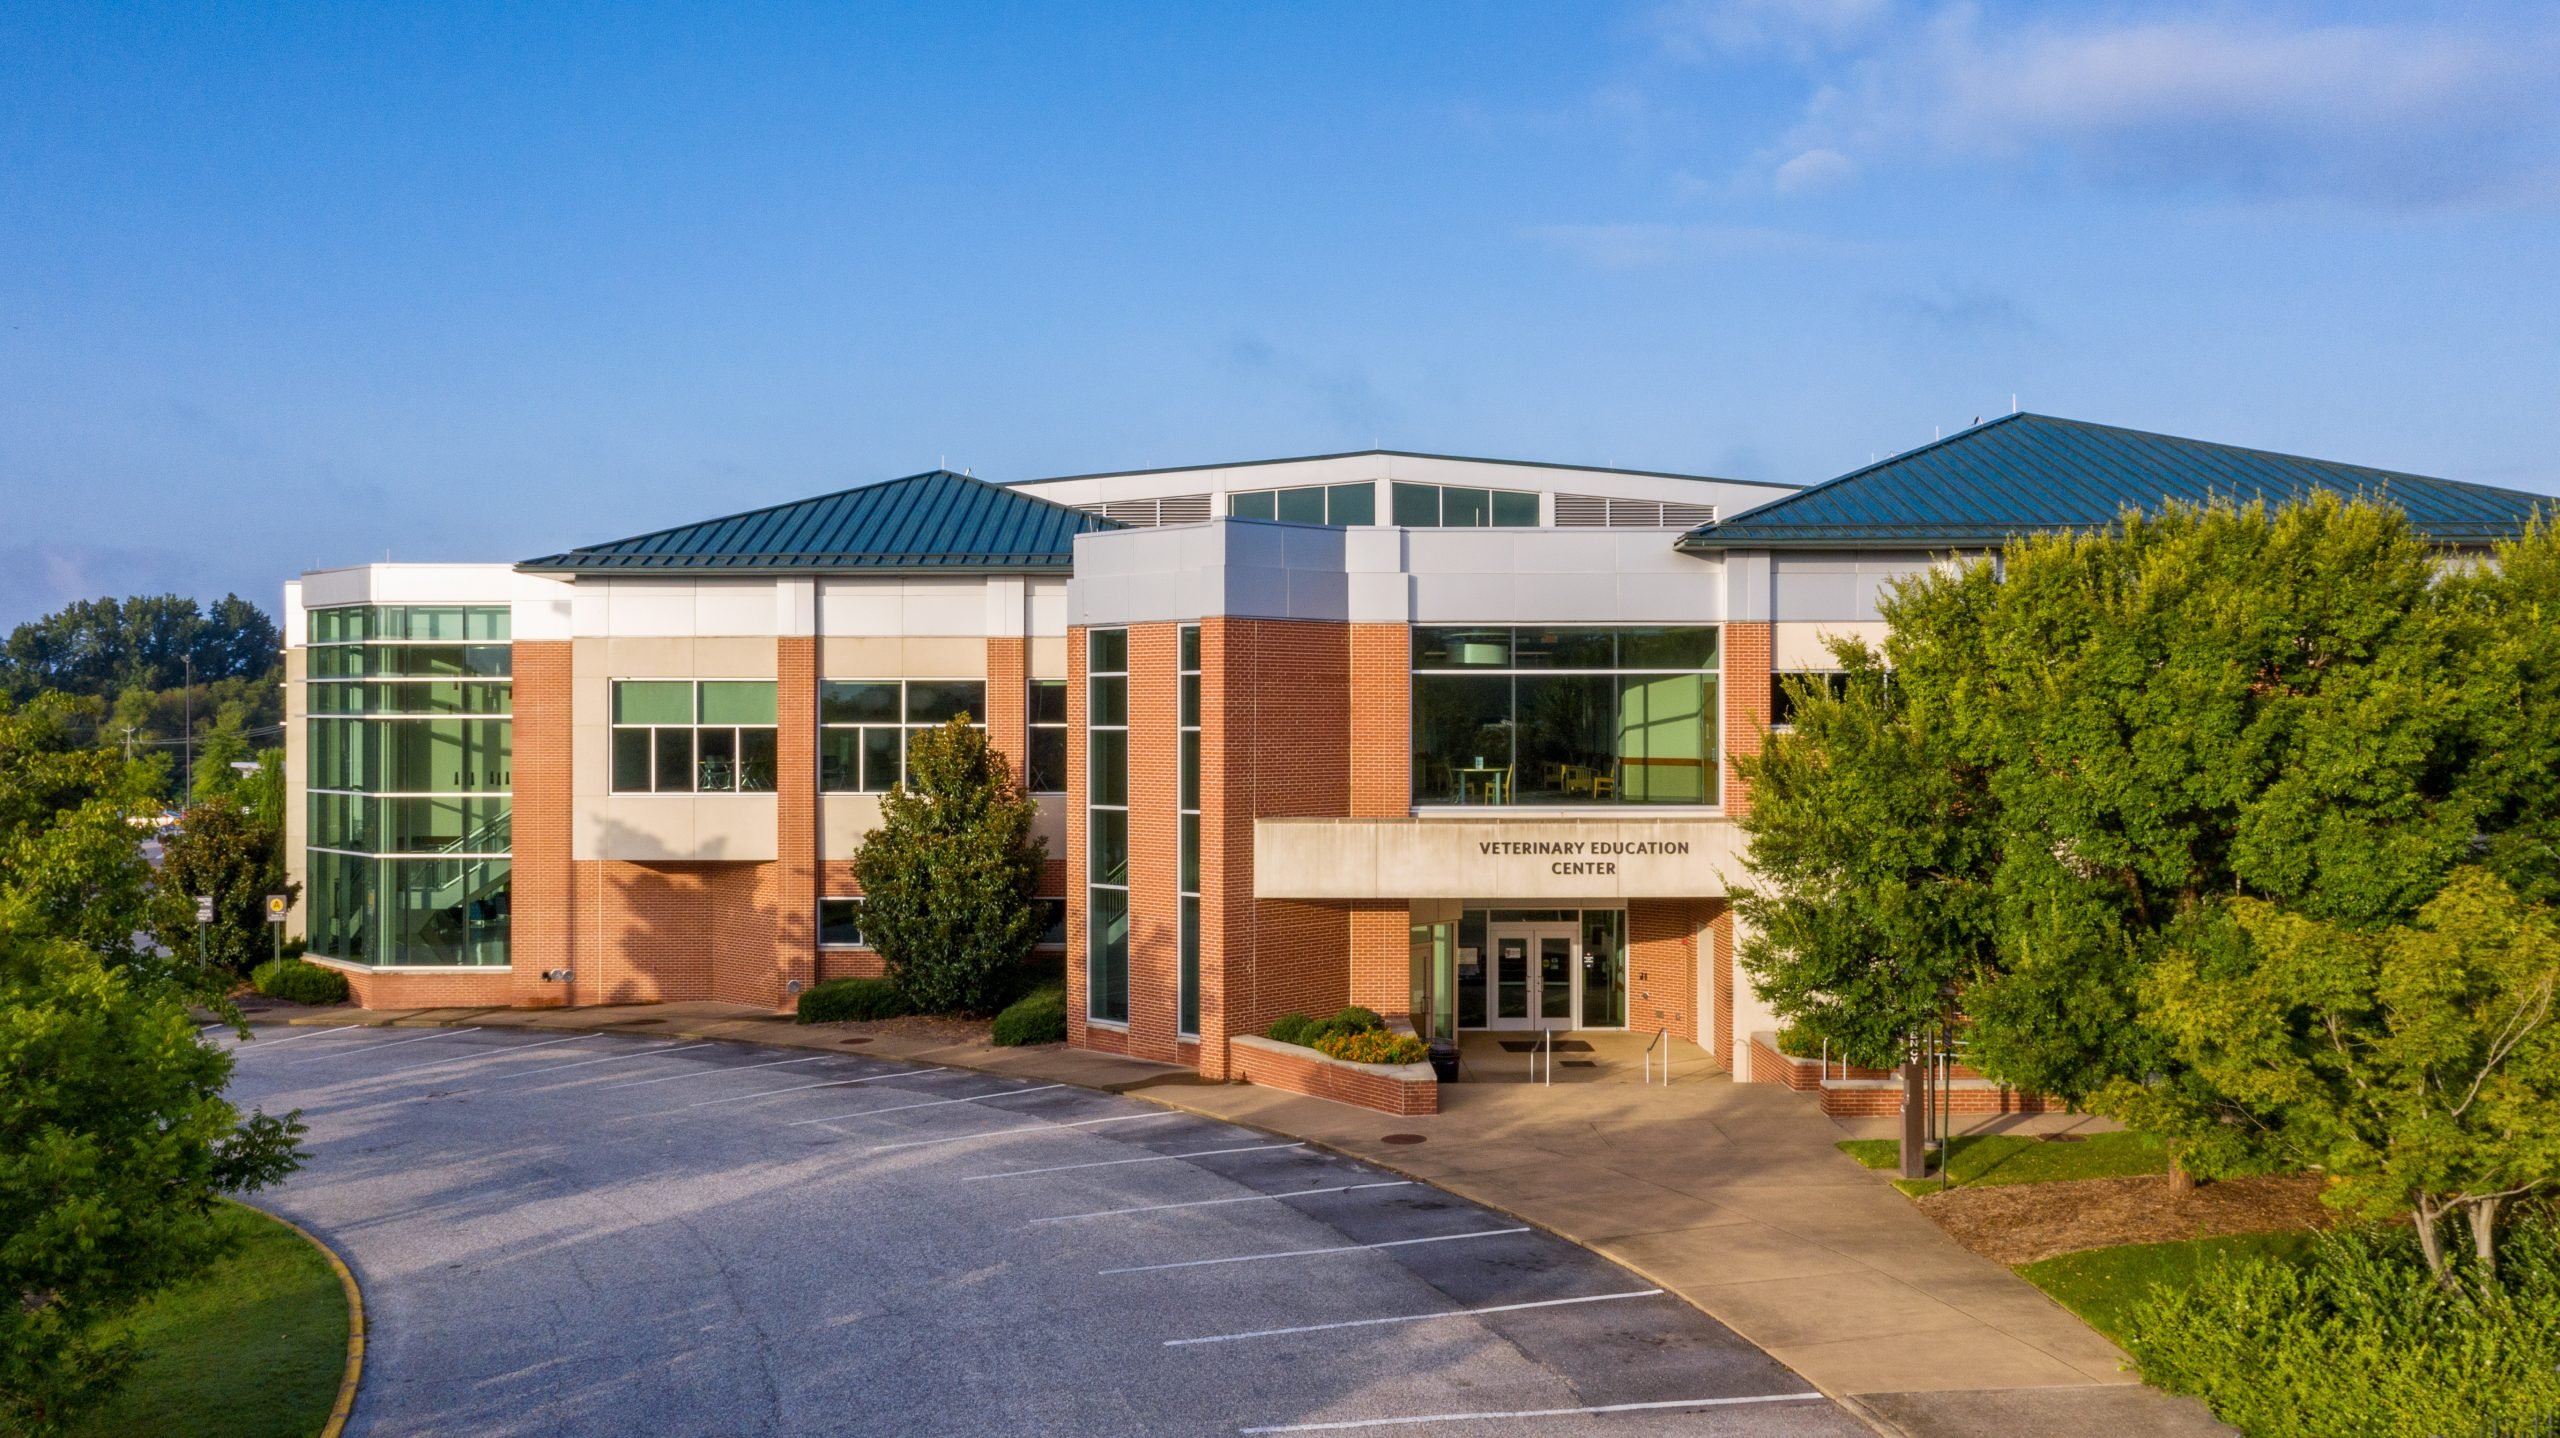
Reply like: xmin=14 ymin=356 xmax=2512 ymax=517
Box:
xmin=1230 ymin=1034 xmax=1438 ymax=1116
xmin=1748 ymin=1032 xmax=2059 ymax=1118
xmin=319 ymin=960 xmax=517 ymax=1011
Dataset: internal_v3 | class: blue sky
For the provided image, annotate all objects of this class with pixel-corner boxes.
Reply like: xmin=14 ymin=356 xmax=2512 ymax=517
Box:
xmin=3 ymin=1 xmax=2556 ymax=626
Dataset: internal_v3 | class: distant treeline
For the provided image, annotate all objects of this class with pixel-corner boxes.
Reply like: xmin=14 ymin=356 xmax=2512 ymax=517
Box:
xmin=1 ymin=594 xmax=279 ymax=701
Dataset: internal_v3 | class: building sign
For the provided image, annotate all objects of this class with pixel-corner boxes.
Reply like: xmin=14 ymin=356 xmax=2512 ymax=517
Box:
xmin=1475 ymin=838 xmax=1694 ymax=876
xmin=1257 ymin=818 xmax=1740 ymax=900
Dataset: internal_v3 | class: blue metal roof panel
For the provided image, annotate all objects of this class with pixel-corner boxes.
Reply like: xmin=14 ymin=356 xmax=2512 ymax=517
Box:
xmin=518 ymin=469 xmax=1120 ymax=573
xmin=1679 ymin=414 xmax=2550 ymax=550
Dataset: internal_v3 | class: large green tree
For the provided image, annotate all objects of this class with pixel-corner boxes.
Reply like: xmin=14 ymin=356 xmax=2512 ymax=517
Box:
xmin=0 ymin=697 xmax=160 ymax=976
xmin=0 ymin=902 xmax=305 ymax=1434
xmin=150 ymin=795 xmax=296 ymax=979
xmin=1739 ymin=498 xmax=2560 ymax=1178
xmin=2131 ymin=870 xmax=2560 ymax=1288
xmin=0 ymin=594 xmax=276 ymax=701
xmin=1734 ymin=646 xmax=1996 ymax=1067
xmin=851 ymin=715 xmax=1047 ymax=1015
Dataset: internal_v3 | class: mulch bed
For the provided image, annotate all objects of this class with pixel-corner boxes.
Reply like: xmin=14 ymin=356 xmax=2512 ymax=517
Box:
xmin=1917 ymin=1173 xmax=2339 ymax=1266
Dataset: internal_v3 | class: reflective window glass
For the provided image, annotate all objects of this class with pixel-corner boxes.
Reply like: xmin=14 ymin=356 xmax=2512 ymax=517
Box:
xmin=1326 ymin=483 xmax=1375 ymax=526
xmin=1390 ymin=482 xmax=1440 ymax=526
xmin=1275 ymin=486 xmax=1326 ymax=524
xmin=698 ymin=681 xmax=777 ymax=725
xmin=905 ymin=680 xmax=985 ymax=723
xmin=818 ymin=898 xmax=865 ymax=947
xmin=1441 ymin=487 xmax=1491 ymax=527
xmin=614 ymin=681 xmax=693 ymax=725
xmin=1229 ymin=490 xmax=1276 ymax=520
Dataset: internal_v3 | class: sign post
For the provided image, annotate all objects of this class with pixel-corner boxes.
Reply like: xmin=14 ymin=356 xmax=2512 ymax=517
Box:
xmin=265 ymin=894 xmax=289 ymax=967
xmin=193 ymin=894 xmax=214 ymax=972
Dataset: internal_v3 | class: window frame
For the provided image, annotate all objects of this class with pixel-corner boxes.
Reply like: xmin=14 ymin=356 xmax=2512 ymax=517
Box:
xmin=817 ymin=897 xmax=866 ymax=949
xmin=1086 ymin=629 xmax=1131 ymax=1026
xmin=1408 ymin=625 xmax=1722 ymax=811
xmin=1177 ymin=624 xmax=1201 ymax=1038
xmin=607 ymin=679 xmax=780 ymax=795
xmin=1388 ymin=482 xmax=1541 ymax=528
xmin=1026 ymin=678 xmax=1069 ymax=794
xmin=816 ymin=678 xmax=989 ymax=793
xmin=1227 ymin=482 xmax=1376 ymax=526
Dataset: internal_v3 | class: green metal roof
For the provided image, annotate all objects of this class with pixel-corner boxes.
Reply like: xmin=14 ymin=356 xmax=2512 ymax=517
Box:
xmin=1677 ymin=413 xmax=2552 ymax=552
xmin=519 ymin=470 xmax=1119 ymax=575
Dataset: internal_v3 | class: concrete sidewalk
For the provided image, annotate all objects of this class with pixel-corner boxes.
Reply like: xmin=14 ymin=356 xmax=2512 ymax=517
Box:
xmin=242 ymin=1001 xmax=2230 ymax=1438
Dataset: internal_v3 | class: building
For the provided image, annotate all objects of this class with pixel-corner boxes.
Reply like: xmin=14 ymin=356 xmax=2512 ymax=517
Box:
xmin=282 ymin=416 xmax=2551 ymax=1099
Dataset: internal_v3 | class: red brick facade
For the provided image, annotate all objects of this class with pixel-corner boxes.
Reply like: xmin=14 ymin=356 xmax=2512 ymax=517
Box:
xmin=1721 ymin=621 xmax=1772 ymax=817
xmin=1231 ymin=1036 xmax=1438 ymax=1116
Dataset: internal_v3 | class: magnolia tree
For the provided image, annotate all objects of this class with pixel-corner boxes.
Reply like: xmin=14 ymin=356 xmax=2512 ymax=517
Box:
xmin=851 ymin=715 xmax=1047 ymax=1015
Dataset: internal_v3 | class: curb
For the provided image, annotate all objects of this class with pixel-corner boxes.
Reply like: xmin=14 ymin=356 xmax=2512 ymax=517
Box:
xmin=258 ymin=1205 xmax=366 ymax=1438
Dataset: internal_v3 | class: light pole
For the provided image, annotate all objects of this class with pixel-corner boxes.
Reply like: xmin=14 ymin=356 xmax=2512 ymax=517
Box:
xmin=181 ymin=653 xmax=194 ymax=804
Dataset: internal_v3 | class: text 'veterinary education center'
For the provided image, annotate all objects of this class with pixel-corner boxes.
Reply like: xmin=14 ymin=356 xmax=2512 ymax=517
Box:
xmin=279 ymin=414 xmax=2548 ymax=1112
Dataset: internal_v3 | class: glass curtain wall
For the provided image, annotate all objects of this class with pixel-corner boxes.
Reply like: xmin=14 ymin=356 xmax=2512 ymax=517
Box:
xmin=1411 ymin=626 xmax=1720 ymax=807
xmin=1177 ymin=626 xmax=1201 ymax=1037
xmin=306 ymin=605 xmax=512 ymax=967
xmin=1086 ymin=630 xmax=1130 ymax=1023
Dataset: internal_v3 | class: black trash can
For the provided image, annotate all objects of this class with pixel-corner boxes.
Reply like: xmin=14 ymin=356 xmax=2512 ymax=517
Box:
xmin=1428 ymin=1040 xmax=1460 ymax=1083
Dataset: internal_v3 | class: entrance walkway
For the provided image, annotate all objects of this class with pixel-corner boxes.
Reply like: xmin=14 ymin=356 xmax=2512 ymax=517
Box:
xmin=1454 ymin=1028 xmax=1722 ymax=1084
xmin=243 ymin=1002 xmax=2230 ymax=1438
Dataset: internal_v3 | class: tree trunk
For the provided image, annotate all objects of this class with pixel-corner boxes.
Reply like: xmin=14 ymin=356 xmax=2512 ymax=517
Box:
xmin=2467 ymin=1196 xmax=2503 ymax=1297
xmin=2167 ymin=1149 xmax=2196 ymax=1196
xmin=2413 ymin=1194 xmax=2451 ymax=1287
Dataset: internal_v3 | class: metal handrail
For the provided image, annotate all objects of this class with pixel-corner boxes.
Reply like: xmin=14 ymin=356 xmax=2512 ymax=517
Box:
xmin=1643 ymin=1027 xmax=1671 ymax=1086
xmin=1535 ymin=1027 xmax=1552 ymax=1086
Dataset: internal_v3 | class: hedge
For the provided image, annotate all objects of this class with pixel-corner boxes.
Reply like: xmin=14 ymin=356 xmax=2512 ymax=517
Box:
xmin=1313 ymin=1029 xmax=1428 ymax=1065
xmin=248 ymin=958 xmax=349 ymax=1007
xmin=1268 ymin=1007 xmax=1386 ymax=1049
xmin=991 ymin=982 xmax=1067 ymax=1046
xmin=795 ymin=977 xmax=913 ymax=1024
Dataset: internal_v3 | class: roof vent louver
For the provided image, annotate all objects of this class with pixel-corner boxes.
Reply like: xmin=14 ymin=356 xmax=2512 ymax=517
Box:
xmin=1092 ymin=494 xmax=1213 ymax=527
xmin=1557 ymin=494 xmax=1717 ymax=528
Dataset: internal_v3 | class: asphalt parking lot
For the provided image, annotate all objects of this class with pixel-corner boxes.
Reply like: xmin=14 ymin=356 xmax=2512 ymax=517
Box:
xmin=220 ymin=1025 xmax=1867 ymax=1437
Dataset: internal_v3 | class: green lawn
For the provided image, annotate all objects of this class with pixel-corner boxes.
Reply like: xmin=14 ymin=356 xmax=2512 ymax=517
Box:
xmin=65 ymin=1202 xmax=349 ymax=1438
xmin=2016 ymin=1230 xmax=2323 ymax=1346
xmin=1838 ymin=1129 xmax=2169 ymax=1195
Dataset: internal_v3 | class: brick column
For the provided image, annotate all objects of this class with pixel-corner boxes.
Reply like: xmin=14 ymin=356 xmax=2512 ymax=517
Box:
xmin=510 ymin=640 xmax=574 ymax=1008
xmin=1707 ymin=902 xmax=1736 ymax=1071
xmin=1348 ymin=623 xmax=1409 ymax=818
xmin=1125 ymin=623 xmax=1181 ymax=1062
xmin=985 ymin=637 xmax=1028 ymax=787
xmin=1629 ymin=898 xmax=1699 ymax=1036
xmin=1722 ymin=621 xmax=1773 ymax=816
xmin=774 ymin=635 xmax=818 ymax=1001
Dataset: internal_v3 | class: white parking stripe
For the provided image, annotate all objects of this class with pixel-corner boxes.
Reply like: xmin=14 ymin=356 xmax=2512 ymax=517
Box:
xmin=478 ymin=1042 xmax=716 ymax=1085
xmin=1101 ymin=1227 xmax=1531 ymax=1274
xmin=224 ymin=1025 xmax=360 ymax=1052
xmin=1033 ymin=1181 xmax=1412 ymax=1225
xmin=277 ymin=1027 xmax=480 ymax=1065
xmin=1165 ymin=1288 xmax=1664 ymax=1347
xmin=1236 ymin=1393 xmax=1826 ymax=1433
xmin=667 ymin=1069 xmax=935 ymax=1111
xmin=783 ymin=1083 xmax=1065 ymax=1127
xmin=861 ymin=1111 xmax=1177 ymax=1153
xmin=962 ymin=1142 xmax=1306 ymax=1181
xmin=375 ymin=1034 xmax=593 ymax=1076
xmin=600 ymin=1054 xmax=828 ymax=1090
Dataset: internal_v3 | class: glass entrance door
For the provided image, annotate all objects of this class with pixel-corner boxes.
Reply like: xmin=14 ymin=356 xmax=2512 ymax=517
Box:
xmin=1484 ymin=923 xmax=1578 ymax=1030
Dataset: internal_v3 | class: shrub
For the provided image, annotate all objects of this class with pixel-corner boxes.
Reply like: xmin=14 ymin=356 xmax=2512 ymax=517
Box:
xmin=248 ymin=958 xmax=348 ymax=1006
xmin=850 ymin=717 xmax=1047 ymax=1016
xmin=1313 ymin=1029 xmax=1428 ymax=1066
xmin=1267 ymin=1013 xmax=1318 ymax=1046
xmin=795 ymin=977 xmax=912 ymax=1024
xmin=2119 ymin=1215 xmax=2560 ymax=1437
xmin=991 ymin=983 xmax=1067 ymax=1046
xmin=1331 ymin=1006 xmax=1384 ymax=1033
xmin=1774 ymin=1024 xmax=1818 ymax=1059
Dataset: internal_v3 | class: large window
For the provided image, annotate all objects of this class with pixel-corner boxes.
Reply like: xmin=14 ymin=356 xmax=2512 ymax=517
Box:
xmin=1178 ymin=625 xmax=1201 ymax=1037
xmin=1390 ymin=482 xmax=1539 ymax=528
xmin=610 ymin=681 xmax=778 ymax=793
xmin=1411 ymin=626 xmax=1720 ymax=807
xmin=818 ymin=679 xmax=985 ymax=792
xmin=1229 ymin=483 xmax=1374 ymax=526
xmin=1086 ymin=629 xmax=1129 ymax=1024
xmin=305 ymin=604 xmax=513 ymax=969
xmin=1027 ymin=679 xmax=1068 ymax=793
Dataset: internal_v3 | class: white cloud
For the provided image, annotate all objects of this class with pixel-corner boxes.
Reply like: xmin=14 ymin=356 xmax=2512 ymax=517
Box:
xmin=1742 ymin=6 xmax=2560 ymax=208
xmin=1522 ymin=221 xmax=1863 ymax=270
xmin=1651 ymin=0 xmax=1893 ymax=59
xmin=1772 ymin=146 xmax=1856 ymax=195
